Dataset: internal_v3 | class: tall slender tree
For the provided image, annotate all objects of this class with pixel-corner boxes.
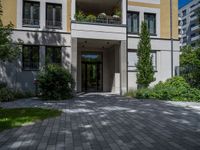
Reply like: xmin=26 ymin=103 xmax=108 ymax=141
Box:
xmin=136 ymin=21 xmax=155 ymax=88
xmin=0 ymin=0 xmax=21 ymax=62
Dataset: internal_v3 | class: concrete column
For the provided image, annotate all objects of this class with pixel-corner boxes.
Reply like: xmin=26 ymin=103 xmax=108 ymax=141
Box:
xmin=122 ymin=0 xmax=127 ymax=25
xmin=120 ymin=40 xmax=127 ymax=95
xmin=71 ymin=0 xmax=76 ymax=21
xmin=40 ymin=46 xmax=45 ymax=69
xmin=71 ymin=38 xmax=78 ymax=91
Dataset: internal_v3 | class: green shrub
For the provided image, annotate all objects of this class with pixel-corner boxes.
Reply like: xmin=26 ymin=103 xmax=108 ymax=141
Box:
xmin=0 ymin=82 xmax=7 ymax=89
xmin=86 ymin=14 xmax=96 ymax=22
xmin=126 ymin=76 xmax=200 ymax=102
xmin=37 ymin=64 xmax=75 ymax=100
xmin=75 ymin=11 xmax=86 ymax=22
xmin=0 ymin=88 xmax=14 ymax=102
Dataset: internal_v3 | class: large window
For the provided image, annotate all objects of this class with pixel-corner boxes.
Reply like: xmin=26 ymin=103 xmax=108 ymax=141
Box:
xmin=128 ymin=12 xmax=139 ymax=34
xmin=23 ymin=1 xmax=40 ymax=27
xmin=144 ymin=13 xmax=156 ymax=35
xmin=46 ymin=47 xmax=62 ymax=65
xmin=128 ymin=51 xmax=157 ymax=71
xmin=22 ymin=45 xmax=39 ymax=70
xmin=46 ymin=3 xmax=62 ymax=29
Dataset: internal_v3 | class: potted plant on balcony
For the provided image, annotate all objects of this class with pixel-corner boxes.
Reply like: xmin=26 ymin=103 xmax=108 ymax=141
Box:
xmin=97 ymin=13 xmax=107 ymax=23
xmin=75 ymin=11 xmax=86 ymax=22
xmin=86 ymin=14 xmax=96 ymax=22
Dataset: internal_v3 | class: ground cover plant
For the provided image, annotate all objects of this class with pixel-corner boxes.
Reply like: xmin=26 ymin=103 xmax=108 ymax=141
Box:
xmin=126 ymin=76 xmax=200 ymax=102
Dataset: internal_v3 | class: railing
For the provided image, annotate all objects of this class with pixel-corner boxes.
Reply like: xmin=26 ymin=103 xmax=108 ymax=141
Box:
xmin=23 ymin=19 xmax=40 ymax=27
xmin=46 ymin=20 xmax=62 ymax=29
xmin=76 ymin=16 xmax=121 ymax=25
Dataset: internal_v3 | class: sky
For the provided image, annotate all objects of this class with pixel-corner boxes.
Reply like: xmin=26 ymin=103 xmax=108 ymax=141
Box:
xmin=179 ymin=0 xmax=192 ymax=8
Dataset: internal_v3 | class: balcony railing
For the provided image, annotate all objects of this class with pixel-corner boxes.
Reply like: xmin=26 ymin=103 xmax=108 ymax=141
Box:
xmin=75 ymin=14 xmax=121 ymax=25
xmin=46 ymin=20 xmax=62 ymax=29
xmin=23 ymin=19 xmax=40 ymax=27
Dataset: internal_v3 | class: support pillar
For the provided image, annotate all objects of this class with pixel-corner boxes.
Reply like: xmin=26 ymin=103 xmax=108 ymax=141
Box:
xmin=71 ymin=38 xmax=78 ymax=91
xmin=120 ymin=40 xmax=127 ymax=95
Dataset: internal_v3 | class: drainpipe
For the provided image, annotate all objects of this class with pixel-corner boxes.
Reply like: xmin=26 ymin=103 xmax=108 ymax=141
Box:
xmin=170 ymin=0 xmax=174 ymax=77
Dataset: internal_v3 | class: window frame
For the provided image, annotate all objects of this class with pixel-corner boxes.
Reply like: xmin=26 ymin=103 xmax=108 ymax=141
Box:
xmin=144 ymin=13 xmax=157 ymax=36
xmin=46 ymin=3 xmax=62 ymax=29
xmin=128 ymin=50 xmax=157 ymax=72
xmin=22 ymin=0 xmax=40 ymax=28
xmin=45 ymin=46 xmax=62 ymax=65
xmin=22 ymin=45 xmax=40 ymax=71
xmin=127 ymin=11 xmax=140 ymax=34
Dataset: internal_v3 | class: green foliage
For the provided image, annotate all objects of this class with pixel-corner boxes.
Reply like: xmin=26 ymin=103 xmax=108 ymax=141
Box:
xmin=180 ymin=46 xmax=200 ymax=88
xmin=0 ymin=108 xmax=61 ymax=132
xmin=0 ymin=83 xmax=34 ymax=102
xmin=37 ymin=64 xmax=75 ymax=100
xmin=114 ymin=9 xmax=121 ymax=17
xmin=0 ymin=0 xmax=21 ymax=62
xmin=126 ymin=77 xmax=200 ymax=102
xmin=75 ymin=11 xmax=86 ymax=22
xmin=0 ymin=88 xmax=15 ymax=102
xmin=136 ymin=21 xmax=155 ymax=88
xmin=86 ymin=14 xmax=96 ymax=22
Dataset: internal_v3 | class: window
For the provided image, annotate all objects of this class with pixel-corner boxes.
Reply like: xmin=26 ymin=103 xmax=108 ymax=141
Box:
xmin=46 ymin=3 xmax=62 ymax=29
xmin=23 ymin=1 xmax=40 ymax=27
xmin=22 ymin=45 xmax=39 ymax=70
xmin=182 ymin=10 xmax=187 ymax=17
xmin=183 ymin=37 xmax=187 ymax=43
xmin=144 ymin=13 xmax=156 ymax=35
xmin=191 ymin=33 xmax=196 ymax=38
xmin=46 ymin=47 xmax=62 ymax=65
xmin=128 ymin=12 xmax=139 ymax=34
xmin=182 ymin=19 xmax=187 ymax=26
xmin=128 ymin=51 xmax=157 ymax=71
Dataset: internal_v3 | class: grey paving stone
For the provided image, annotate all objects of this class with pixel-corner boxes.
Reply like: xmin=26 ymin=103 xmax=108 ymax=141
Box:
xmin=0 ymin=93 xmax=200 ymax=150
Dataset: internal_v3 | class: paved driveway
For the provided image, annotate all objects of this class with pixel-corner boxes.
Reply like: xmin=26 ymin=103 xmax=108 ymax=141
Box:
xmin=0 ymin=93 xmax=200 ymax=150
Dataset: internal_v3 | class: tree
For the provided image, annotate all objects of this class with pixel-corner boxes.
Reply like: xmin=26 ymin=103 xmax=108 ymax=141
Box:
xmin=180 ymin=46 xmax=200 ymax=88
xmin=136 ymin=21 xmax=155 ymax=88
xmin=0 ymin=0 xmax=21 ymax=62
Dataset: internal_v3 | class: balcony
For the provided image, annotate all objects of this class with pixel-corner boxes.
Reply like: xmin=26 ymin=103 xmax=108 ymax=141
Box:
xmin=191 ymin=35 xmax=200 ymax=42
xmin=71 ymin=0 xmax=127 ymax=41
xmin=191 ymin=25 xmax=200 ymax=32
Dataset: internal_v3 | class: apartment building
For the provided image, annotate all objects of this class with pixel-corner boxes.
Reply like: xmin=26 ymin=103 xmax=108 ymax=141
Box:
xmin=0 ymin=0 xmax=179 ymax=94
xmin=179 ymin=0 xmax=200 ymax=47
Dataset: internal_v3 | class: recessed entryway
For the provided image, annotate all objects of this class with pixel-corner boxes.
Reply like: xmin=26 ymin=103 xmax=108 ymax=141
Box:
xmin=81 ymin=52 xmax=103 ymax=92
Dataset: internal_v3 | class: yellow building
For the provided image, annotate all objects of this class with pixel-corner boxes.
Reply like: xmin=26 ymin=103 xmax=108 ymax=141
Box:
xmin=1 ymin=0 xmax=179 ymax=94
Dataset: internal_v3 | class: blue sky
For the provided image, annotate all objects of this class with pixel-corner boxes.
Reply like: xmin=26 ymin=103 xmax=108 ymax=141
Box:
xmin=179 ymin=0 xmax=192 ymax=8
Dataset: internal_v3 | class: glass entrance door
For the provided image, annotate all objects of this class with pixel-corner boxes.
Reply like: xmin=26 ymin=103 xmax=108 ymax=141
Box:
xmin=81 ymin=53 xmax=103 ymax=92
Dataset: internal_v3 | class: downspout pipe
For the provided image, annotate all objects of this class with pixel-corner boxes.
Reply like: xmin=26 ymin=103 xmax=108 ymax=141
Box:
xmin=170 ymin=0 xmax=174 ymax=77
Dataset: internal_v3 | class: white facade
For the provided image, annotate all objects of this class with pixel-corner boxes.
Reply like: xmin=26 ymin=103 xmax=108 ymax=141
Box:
xmin=179 ymin=0 xmax=200 ymax=47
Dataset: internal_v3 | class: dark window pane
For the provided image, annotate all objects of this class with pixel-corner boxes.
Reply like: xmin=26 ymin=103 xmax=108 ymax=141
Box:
xmin=23 ymin=1 xmax=40 ymax=26
xmin=144 ymin=13 xmax=156 ymax=35
xmin=128 ymin=12 xmax=139 ymax=34
xmin=23 ymin=45 xmax=39 ymax=70
xmin=46 ymin=3 xmax=62 ymax=28
xmin=46 ymin=47 xmax=62 ymax=65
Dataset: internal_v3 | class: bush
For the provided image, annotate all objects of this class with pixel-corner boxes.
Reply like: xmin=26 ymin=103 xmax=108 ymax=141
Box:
xmin=37 ymin=64 xmax=75 ymax=100
xmin=86 ymin=14 xmax=96 ymax=22
xmin=0 ymin=88 xmax=15 ymax=102
xmin=75 ymin=11 xmax=86 ymax=22
xmin=126 ymin=76 xmax=200 ymax=102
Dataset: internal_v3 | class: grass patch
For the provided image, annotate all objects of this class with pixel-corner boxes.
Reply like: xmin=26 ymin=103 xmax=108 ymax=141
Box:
xmin=0 ymin=108 xmax=61 ymax=132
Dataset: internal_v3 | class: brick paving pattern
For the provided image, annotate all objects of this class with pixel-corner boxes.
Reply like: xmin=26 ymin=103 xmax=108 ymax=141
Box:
xmin=0 ymin=93 xmax=200 ymax=150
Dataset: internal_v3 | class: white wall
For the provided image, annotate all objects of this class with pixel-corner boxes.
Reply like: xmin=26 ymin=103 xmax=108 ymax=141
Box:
xmin=128 ymin=38 xmax=180 ymax=90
